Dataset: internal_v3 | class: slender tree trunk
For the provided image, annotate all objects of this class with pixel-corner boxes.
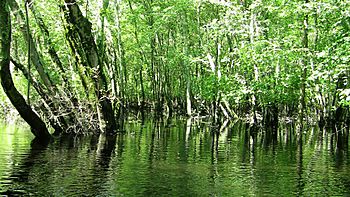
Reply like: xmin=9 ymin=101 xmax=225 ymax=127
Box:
xmin=127 ymin=0 xmax=146 ymax=111
xmin=64 ymin=28 xmax=91 ymax=98
xmin=25 ymin=0 xmax=31 ymax=104
xmin=300 ymin=0 xmax=309 ymax=126
xmin=250 ymin=12 xmax=259 ymax=124
xmin=186 ymin=79 xmax=192 ymax=117
xmin=143 ymin=0 xmax=157 ymax=111
xmin=0 ymin=0 xmax=51 ymax=141
xmin=115 ymin=0 xmax=127 ymax=109
xmin=8 ymin=0 xmax=53 ymax=90
xmin=30 ymin=2 xmax=74 ymax=94
xmin=139 ymin=68 xmax=145 ymax=110
xmin=11 ymin=59 xmax=67 ymax=134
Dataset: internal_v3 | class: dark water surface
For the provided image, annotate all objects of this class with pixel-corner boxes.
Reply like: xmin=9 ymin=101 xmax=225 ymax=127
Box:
xmin=0 ymin=119 xmax=349 ymax=196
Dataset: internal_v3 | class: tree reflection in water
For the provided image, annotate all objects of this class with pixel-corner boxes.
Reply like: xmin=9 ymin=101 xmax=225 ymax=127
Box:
xmin=0 ymin=119 xmax=349 ymax=196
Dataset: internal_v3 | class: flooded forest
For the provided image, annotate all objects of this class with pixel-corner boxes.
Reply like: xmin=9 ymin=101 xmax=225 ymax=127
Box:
xmin=0 ymin=0 xmax=349 ymax=196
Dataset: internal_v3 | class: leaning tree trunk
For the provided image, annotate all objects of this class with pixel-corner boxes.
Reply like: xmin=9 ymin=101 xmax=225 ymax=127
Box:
xmin=0 ymin=0 xmax=51 ymax=141
xmin=62 ymin=0 xmax=117 ymax=134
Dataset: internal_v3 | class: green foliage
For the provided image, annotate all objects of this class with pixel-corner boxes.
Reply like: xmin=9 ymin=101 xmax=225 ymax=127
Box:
xmin=3 ymin=0 xmax=349 ymax=123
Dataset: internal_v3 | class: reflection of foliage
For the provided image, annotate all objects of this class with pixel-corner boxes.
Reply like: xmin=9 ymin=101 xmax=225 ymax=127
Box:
xmin=0 ymin=124 xmax=32 ymax=192
xmin=0 ymin=120 xmax=349 ymax=196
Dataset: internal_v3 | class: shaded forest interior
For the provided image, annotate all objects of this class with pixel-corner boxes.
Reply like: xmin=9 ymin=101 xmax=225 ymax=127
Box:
xmin=0 ymin=0 xmax=349 ymax=140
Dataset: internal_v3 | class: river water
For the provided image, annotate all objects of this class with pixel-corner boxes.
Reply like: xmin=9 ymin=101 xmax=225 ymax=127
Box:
xmin=0 ymin=118 xmax=349 ymax=196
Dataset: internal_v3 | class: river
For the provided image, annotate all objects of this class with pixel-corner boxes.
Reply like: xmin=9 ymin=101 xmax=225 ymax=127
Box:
xmin=0 ymin=118 xmax=349 ymax=196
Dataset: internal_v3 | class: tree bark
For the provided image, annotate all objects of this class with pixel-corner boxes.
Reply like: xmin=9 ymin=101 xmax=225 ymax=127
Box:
xmin=300 ymin=0 xmax=309 ymax=125
xmin=62 ymin=0 xmax=117 ymax=134
xmin=11 ymin=58 xmax=67 ymax=134
xmin=0 ymin=0 xmax=51 ymax=141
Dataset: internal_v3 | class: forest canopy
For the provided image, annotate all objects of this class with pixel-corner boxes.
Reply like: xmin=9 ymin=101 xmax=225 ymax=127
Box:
xmin=0 ymin=0 xmax=349 ymax=138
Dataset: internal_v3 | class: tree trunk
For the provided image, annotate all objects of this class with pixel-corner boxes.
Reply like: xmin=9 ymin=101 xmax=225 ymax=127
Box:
xmin=300 ymin=0 xmax=309 ymax=125
xmin=11 ymin=58 xmax=67 ymax=134
xmin=30 ymin=2 xmax=74 ymax=94
xmin=186 ymin=80 xmax=192 ymax=116
xmin=62 ymin=0 xmax=117 ymax=134
xmin=0 ymin=0 xmax=51 ymax=141
xmin=8 ymin=0 xmax=54 ymax=90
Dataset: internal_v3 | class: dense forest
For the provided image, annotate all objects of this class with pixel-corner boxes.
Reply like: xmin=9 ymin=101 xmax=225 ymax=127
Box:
xmin=0 ymin=0 xmax=349 ymax=140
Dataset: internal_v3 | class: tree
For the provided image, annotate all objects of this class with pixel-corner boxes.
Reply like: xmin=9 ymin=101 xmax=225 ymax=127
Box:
xmin=0 ymin=0 xmax=51 ymax=141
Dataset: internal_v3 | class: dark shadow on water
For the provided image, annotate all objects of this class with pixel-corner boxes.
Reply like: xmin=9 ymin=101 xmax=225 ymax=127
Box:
xmin=330 ymin=124 xmax=349 ymax=168
xmin=0 ymin=137 xmax=50 ymax=196
xmin=1 ymin=119 xmax=349 ymax=196
xmin=0 ymin=133 xmax=125 ymax=196
xmin=97 ymin=135 xmax=117 ymax=168
xmin=295 ymin=129 xmax=305 ymax=196
xmin=89 ymin=134 xmax=125 ymax=196
xmin=328 ymin=124 xmax=350 ymax=196
xmin=241 ymin=123 xmax=257 ymax=165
